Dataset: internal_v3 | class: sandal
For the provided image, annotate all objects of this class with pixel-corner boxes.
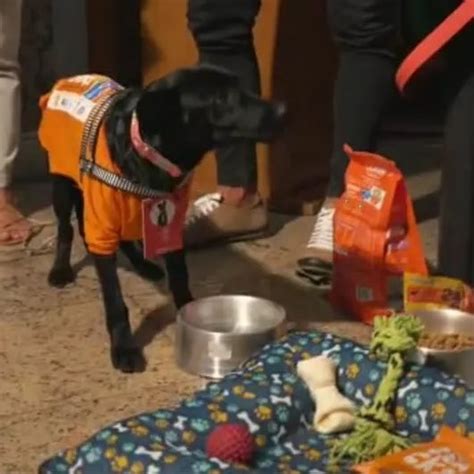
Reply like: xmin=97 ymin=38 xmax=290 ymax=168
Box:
xmin=297 ymin=257 xmax=333 ymax=276
xmin=0 ymin=219 xmax=57 ymax=263
xmin=0 ymin=219 xmax=33 ymax=246
xmin=0 ymin=204 xmax=33 ymax=244
xmin=296 ymin=267 xmax=332 ymax=289
xmin=0 ymin=206 xmax=56 ymax=261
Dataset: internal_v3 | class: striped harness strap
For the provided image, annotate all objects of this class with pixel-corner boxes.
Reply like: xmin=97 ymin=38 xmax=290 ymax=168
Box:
xmin=79 ymin=95 xmax=189 ymax=198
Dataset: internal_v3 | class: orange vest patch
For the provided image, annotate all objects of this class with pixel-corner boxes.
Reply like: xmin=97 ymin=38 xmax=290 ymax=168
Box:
xmin=38 ymin=75 xmax=160 ymax=255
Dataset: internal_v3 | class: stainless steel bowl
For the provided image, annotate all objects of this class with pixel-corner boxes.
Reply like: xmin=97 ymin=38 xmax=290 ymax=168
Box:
xmin=413 ymin=309 xmax=474 ymax=387
xmin=175 ymin=295 xmax=287 ymax=379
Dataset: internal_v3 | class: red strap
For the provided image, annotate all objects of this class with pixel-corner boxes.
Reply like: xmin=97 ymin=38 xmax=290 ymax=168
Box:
xmin=130 ymin=112 xmax=183 ymax=178
xmin=396 ymin=0 xmax=474 ymax=93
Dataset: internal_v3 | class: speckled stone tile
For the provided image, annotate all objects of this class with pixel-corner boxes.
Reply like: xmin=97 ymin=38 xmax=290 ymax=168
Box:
xmin=0 ymin=335 xmax=204 ymax=472
xmin=0 ymin=174 xmax=439 ymax=472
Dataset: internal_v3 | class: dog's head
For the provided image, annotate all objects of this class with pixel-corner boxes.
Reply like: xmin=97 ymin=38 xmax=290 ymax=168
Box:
xmin=134 ymin=65 xmax=286 ymax=173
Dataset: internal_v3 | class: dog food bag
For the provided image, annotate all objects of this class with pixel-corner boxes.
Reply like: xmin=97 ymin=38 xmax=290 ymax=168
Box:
xmin=404 ymin=272 xmax=474 ymax=313
xmin=353 ymin=426 xmax=474 ymax=473
xmin=331 ymin=145 xmax=427 ymax=324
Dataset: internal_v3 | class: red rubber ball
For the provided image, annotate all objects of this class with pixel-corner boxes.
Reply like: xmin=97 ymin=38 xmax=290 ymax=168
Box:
xmin=206 ymin=423 xmax=255 ymax=464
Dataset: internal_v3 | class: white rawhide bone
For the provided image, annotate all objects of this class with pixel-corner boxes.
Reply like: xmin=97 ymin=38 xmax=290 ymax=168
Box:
xmin=297 ymin=355 xmax=356 ymax=434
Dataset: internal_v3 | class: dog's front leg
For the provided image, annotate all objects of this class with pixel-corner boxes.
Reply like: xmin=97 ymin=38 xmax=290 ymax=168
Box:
xmin=164 ymin=249 xmax=193 ymax=309
xmin=93 ymin=253 xmax=146 ymax=373
xmin=119 ymin=241 xmax=164 ymax=282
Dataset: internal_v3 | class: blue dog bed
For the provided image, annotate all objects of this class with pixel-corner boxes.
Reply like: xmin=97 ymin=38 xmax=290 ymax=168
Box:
xmin=40 ymin=331 xmax=474 ymax=473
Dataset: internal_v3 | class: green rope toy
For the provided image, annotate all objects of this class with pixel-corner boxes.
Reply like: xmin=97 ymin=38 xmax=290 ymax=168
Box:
xmin=328 ymin=314 xmax=424 ymax=469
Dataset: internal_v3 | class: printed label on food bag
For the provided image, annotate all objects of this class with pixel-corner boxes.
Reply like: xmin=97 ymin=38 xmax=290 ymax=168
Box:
xmin=354 ymin=427 xmax=474 ymax=474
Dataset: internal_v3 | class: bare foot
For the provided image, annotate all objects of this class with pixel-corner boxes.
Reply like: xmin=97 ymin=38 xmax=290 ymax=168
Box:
xmin=0 ymin=189 xmax=32 ymax=245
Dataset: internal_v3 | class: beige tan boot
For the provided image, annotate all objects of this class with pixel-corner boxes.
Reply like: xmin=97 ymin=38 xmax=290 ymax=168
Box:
xmin=184 ymin=193 xmax=268 ymax=249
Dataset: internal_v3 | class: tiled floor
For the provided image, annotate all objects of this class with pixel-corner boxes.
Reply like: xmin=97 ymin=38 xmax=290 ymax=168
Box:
xmin=0 ymin=137 xmax=441 ymax=472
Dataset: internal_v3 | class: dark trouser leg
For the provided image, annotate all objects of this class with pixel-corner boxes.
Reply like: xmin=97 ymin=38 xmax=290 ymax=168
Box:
xmin=326 ymin=0 xmax=401 ymax=197
xmin=300 ymin=0 xmax=401 ymax=269
xmin=187 ymin=0 xmax=261 ymax=191
xmin=438 ymin=72 xmax=474 ymax=285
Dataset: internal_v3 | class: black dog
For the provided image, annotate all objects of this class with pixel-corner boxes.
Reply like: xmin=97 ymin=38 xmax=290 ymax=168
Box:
xmin=38 ymin=66 xmax=286 ymax=373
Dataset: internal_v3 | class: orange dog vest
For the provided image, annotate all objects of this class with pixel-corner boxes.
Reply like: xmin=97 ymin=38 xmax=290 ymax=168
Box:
xmin=38 ymin=74 xmax=186 ymax=256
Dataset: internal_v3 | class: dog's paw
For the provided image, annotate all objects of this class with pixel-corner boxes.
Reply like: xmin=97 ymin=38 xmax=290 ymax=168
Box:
xmin=134 ymin=260 xmax=164 ymax=282
xmin=48 ymin=265 xmax=75 ymax=288
xmin=112 ymin=346 xmax=147 ymax=373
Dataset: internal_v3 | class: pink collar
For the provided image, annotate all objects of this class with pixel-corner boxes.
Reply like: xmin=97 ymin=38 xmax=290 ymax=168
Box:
xmin=130 ymin=112 xmax=182 ymax=178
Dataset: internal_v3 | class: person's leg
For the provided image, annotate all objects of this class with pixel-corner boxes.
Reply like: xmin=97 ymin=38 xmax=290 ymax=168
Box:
xmin=438 ymin=71 xmax=474 ymax=285
xmin=304 ymin=0 xmax=400 ymax=264
xmin=185 ymin=0 xmax=266 ymax=248
xmin=0 ymin=0 xmax=31 ymax=244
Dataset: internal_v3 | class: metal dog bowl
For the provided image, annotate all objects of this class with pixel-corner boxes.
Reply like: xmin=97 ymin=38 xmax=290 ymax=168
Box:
xmin=413 ymin=309 xmax=474 ymax=387
xmin=175 ymin=295 xmax=286 ymax=379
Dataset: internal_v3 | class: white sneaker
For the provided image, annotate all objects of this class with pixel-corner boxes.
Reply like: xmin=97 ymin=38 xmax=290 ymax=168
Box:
xmin=307 ymin=206 xmax=335 ymax=253
xmin=185 ymin=193 xmax=223 ymax=226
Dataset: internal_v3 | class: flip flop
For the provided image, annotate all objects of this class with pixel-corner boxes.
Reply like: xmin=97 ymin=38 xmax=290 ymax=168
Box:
xmin=0 ymin=203 xmax=36 ymax=243
xmin=296 ymin=268 xmax=332 ymax=289
xmin=297 ymin=257 xmax=333 ymax=276
xmin=0 ymin=218 xmax=33 ymax=246
xmin=0 ymin=218 xmax=56 ymax=261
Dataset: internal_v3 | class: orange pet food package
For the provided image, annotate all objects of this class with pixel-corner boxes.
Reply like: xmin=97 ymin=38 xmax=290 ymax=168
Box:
xmin=353 ymin=426 xmax=474 ymax=474
xmin=404 ymin=272 xmax=474 ymax=313
xmin=330 ymin=145 xmax=428 ymax=324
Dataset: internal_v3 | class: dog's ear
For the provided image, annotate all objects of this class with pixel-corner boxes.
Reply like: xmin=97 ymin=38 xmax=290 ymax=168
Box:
xmin=136 ymin=87 xmax=181 ymax=133
xmin=143 ymin=71 xmax=187 ymax=94
xmin=145 ymin=65 xmax=239 ymax=94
